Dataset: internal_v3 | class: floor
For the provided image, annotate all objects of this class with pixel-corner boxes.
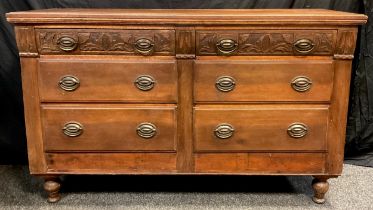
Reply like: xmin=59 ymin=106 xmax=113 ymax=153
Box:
xmin=0 ymin=164 xmax=372 ymax=210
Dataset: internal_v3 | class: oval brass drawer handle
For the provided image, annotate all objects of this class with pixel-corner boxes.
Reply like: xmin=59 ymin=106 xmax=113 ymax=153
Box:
xmin=59 ymin=75 xmax=80 ymax=91
xmin=134 ymin=75 xmax=155 ymax=91
xmin=134 ymin=38 xmax=154 ymax=55
xmin=294 ymin=39 xmax=315 ymax=53
xmin=137 ymin=122 xmax=157 ymax=139
xmin=216 ymin=76 xmax=236 ymax=92
xmin=287 ymin=123 xmax=308 ymax=138
xmin=62 ymin=121 xmax=83 ymax=137
xmin=291 ymin=76 xmax=312 ymax=92
xmin=214 ymin=123 xmax=235 ymax=139
xmin=57 ymin=36 xmax=78 ymax=52
xmin=216 ymin=39 xmax=238 ymax=55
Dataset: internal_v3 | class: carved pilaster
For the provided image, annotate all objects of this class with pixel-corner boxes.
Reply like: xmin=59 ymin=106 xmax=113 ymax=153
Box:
xmin=334 ymin=28 xmax=358 ymax=60
xmin=176 ymin=28 xmax=195 ymax=59
xmin=14 ymin=26 xmax=38 ymax=57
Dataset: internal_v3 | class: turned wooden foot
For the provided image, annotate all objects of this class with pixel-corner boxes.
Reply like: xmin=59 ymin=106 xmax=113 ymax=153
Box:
xmin=44 ymin=177 xmax=61 ymax=203
xmin=312 ymin=176 xmax=330 ymax=204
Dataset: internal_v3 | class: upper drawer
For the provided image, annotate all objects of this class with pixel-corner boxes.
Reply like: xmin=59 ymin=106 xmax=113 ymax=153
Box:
xmin=39 ymin=58 xmax=177 ymax=102
xmin=36 ymin=29 xmax=175 ymax=55
xmin=196 ymin=30 xmax=337 ymax=56
xmin=194 ymin=58 xmax=334 ymax=102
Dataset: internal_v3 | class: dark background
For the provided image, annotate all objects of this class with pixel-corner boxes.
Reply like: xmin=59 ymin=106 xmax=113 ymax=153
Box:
xmin=0 ymin=0 xmax=372 ymax=166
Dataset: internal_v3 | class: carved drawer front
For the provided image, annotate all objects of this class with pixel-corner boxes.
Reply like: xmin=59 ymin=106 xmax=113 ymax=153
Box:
xmin=197 ymin=30 xmax=336 ymax=56
xmin=36 ymin=29 xmax=175 ymax=55
xmin=194 ymin=105 xmax=328 ymax=151
xmin=41 ymin=104 xmax=177 ymax=151
xmin=194 ymin=58 xmax=334 ymax=102
xmin=39 ymin=58 xmax=177 ymax=102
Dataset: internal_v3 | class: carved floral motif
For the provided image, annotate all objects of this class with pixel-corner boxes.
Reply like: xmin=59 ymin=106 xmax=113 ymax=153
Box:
xmin=37 ymin=30 xmax=174 ymax=55
xmin=295 ymin=32 xmax=334 ymax=54
xmin=197 ymin=31 xmax=336 ymax=55
xmin=312 ymin=33 xmax=334 ymax=54
xmin=154 ymin=33 xmax=172 ymax=52
xmin=238 ymin=33 xmax=293 ymax=54
xmin=39 ymin=32 xmax=60 ymax=52
xmin=198 ymin=33 xmax=218 ymax=54
xmin=79 ymin=32 xmax=134 ymax=51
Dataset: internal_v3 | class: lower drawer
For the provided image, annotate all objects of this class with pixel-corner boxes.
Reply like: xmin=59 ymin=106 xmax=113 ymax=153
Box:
xmin=195 ymin=153 xmax=326 ymax=174
xmin=194 ymin=105 xmax=328 ymax=151
xmin=41 ymin=104 xmax=177 ymax=151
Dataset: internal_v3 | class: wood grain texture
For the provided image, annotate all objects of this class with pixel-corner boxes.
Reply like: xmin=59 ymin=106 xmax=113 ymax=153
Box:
xmin=194 ymin=105 xmax=328 ymax=152
xmin=334 ymin=28 xmax=358 ymax=60
xmin=176 ymin=59 xmax=194 ymax=172
xmin=38 ymin=57 xmax=177 ymax=102
xmin=36 ymin=29 xmax=175 ymax=55
xmin=195 ymin=153 xmax=326 ymax=174
xmin=194 ymin=57 xmax=334 ymax=102
xmin=176 ymin=27 xmax=195 ymax=59
xmin=325 ymin=28 xmax=358 ymax=174
xmin=42 ymin=104 xmax=177 ymax=151
xmin=7 ymin=9 xmax=366 ymax=204
xmin=6 ymin=9 xmax=367 ymax=25
xmin=196 ymin=30 xmax=336 ymax=56
xmin=43 ymin=177 xmax=61 ymax=203
xmin=326 ymin=60 xmax=353 ymax=175
xmin=46 ymin=153 xmax=177 ymax=174
xmin=8 ymin=9 xmax=365 ymax=184
xmin=312 ymin=176 xmax=330 ymax=204
xmin=20 ymin=58 xmax=47 ymax=174
xmin=14 ymin=26 xmax=38 ymax=57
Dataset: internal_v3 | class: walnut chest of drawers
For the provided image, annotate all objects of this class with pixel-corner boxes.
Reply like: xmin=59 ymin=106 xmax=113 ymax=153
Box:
xmin=7 ymin=9 xmax=367 ymax=203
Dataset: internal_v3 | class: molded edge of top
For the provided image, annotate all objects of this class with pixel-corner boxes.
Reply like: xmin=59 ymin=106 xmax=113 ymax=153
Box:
xmin=6 ymin=9 xmax=368 ymax=25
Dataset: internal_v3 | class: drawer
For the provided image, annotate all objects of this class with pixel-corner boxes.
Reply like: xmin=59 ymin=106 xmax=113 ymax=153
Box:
xmin=194 ymin=105 xmax=328 ymax=151
xmin=195 ymin=153 xmax=326 ymax=174
xmin=39 ymin=58 xmax=177 ymax=102
xmin=36 ymin=29 xmax=175 ymax=55
xmin=196 ymin=30 xmax=336 ymax=56
xmin=41 ymin=104 xmax=177 ymax=151
xmin=194 ymin=58 xmax=334 ymax=102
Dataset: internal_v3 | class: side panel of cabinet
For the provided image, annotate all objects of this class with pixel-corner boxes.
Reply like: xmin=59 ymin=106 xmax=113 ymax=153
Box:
xmin=16 ymin=25 xmax=47 ymax=174
xmin=20 ymin=57 xmax=47 ymax=174
xmin=326 ymin=27 xmax=358 ymax=175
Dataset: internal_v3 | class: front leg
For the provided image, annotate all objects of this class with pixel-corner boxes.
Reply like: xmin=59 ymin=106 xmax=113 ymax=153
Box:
xmin=43 ymin=176 xmax=61 ymax=203
xmin=312 ymin=176 xmax=330 ymax=204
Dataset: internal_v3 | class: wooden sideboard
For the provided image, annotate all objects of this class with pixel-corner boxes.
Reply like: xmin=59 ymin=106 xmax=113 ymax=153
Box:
xmin=7 ymin=9 xmax=367 ymax=203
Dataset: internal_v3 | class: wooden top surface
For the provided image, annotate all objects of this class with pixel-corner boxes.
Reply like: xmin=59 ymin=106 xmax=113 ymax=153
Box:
xmin=7 ymin=9 xmax=367 ymax=25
